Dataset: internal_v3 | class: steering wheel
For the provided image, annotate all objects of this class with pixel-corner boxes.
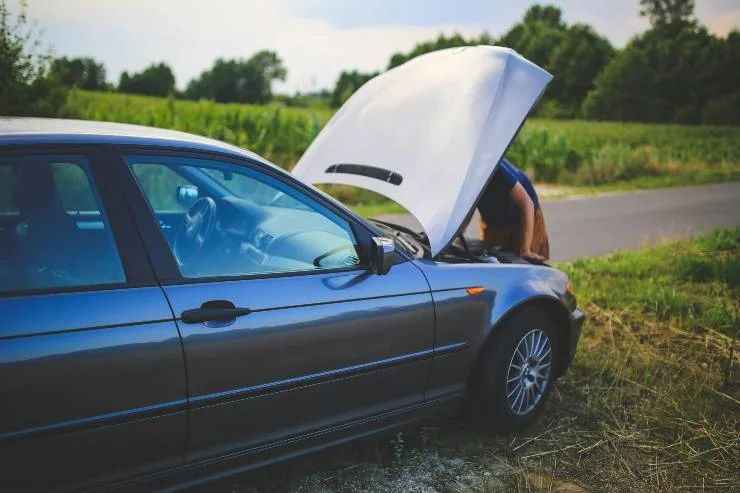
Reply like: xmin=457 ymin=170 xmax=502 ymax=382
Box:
xmin=174 ymin=197 xmax=218 ymax=266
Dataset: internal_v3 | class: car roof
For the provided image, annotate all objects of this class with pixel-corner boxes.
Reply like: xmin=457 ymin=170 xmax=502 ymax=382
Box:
xmin=0 ymin=117 xmax=269 ymax=163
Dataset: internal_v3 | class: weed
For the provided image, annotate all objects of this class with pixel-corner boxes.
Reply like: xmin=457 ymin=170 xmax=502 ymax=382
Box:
xmin=390 ymin=432 xmax=405 ymax=469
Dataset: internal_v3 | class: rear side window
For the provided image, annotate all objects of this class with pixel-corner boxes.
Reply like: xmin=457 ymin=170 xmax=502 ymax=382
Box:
xmin=0 ymin=154 xmax=126 ymax=293
xmin=51 ymin=162 xmax=99 ymax=212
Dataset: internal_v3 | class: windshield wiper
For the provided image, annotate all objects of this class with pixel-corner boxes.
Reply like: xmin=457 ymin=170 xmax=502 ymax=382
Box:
xmin=371 ymin=219 xmax=425 ymax=240
xmin=371 ymin=220 xmax=420 ymax=255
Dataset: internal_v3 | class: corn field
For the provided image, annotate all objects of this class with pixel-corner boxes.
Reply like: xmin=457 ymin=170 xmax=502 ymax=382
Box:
xmin=61 ymin=90 xmax=740 ymax=193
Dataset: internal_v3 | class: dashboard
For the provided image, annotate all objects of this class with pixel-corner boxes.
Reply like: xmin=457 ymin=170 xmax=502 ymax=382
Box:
xmin=180 ymin=195 xmax=362 ymax=277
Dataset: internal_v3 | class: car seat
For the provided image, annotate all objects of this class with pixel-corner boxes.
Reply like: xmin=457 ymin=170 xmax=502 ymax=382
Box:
xmin=12 ymin=161 xmax=89 ymax=288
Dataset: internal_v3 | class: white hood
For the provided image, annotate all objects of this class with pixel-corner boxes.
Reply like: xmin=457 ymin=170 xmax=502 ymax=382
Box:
xmin=292 ymin=46 xmax=552 ymax=256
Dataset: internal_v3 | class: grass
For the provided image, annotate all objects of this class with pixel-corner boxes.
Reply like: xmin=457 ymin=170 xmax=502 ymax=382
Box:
xmin=206 ymin=229 xmax=739 ymax=492
xmin=58 ymin=90 xmax=740 ymax=216
xmin=349 ymin=201 xmax=407 ymax=218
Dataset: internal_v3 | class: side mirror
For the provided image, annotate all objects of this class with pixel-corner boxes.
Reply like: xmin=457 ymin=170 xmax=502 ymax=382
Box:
xmin=370 ymin=237 xmax=395 ymax=275
xmin=176 ymin=185 xmax=199 ymax=209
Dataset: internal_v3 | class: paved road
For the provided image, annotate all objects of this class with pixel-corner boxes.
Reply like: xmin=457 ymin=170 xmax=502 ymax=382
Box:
xmin=379 ymin=182 xmax=740 ymax=262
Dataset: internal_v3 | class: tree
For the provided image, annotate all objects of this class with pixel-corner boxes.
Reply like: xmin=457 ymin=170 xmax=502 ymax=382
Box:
xmin=332 ymin=31 xmax=493 ymax=107
xmin=381 ymin=6 xmax=613 ymax=118
xmin=498 ymin=5 xmax=567 ymax=68
xmin=583 ymin=0 xmax=737 ymax=124
xmin=119 ymin=62 xmax=175 ymax=97
xmin=545 ymin=25 xmax=613 ymax=115
xmin=0 ymin=0 xmax=65 ymax=115
xmin=185 ymin=51 xmax=286 ymax=104
xmin=700 ymin=30 xmax=740 ymax=125
xmin=582 ymin=48 xmax=660 ymax=121
xmin=331 ymin=70 xmax=377 ymax=107
xmin=497 ymin=5 xmax=614 ymax=117
xmin=387 ymin=32 xmax=489 ymax=69
xmin=49 ymin=57 xmax=107 ymax=90
xmin=640 ymin=0 xmax=695 ymax=30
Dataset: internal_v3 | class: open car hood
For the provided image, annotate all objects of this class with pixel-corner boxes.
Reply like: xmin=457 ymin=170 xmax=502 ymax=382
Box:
xmin=292 ymin=46 xmax=552 ymax=256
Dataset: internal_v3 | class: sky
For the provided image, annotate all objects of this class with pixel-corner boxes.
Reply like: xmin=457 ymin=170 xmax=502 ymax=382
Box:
xmin=11 ymin=0 xmax=740 ymax=94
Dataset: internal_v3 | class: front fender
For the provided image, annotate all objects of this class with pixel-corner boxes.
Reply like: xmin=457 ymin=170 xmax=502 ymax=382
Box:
xmin=411 ymin=259 xmax=573 ymax=399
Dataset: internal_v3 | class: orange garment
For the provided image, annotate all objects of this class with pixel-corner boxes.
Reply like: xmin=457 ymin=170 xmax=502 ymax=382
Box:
xmin=480 ymin=206 xmax=550 ymax=260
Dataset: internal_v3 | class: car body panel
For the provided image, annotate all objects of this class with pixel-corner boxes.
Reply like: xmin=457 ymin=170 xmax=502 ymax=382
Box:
xmin=186 ymin=359 xmax=433 ymax=462
xmin=0 ymin=119 xmax=582 ymax=491
xmin=0 ymin=117 xmax=266 ymax=164
xmin=292 ymin=46 xmax=552 ymax=256
xmin=413 ymin=259 xmax=577 ymax=395
xmin=0 ymin=287 xmax=187 ymax=491
xmin=137 ymin=393 xmax=462 ymax=492
xmin=163 ymin=261 xmax=436 ymax=460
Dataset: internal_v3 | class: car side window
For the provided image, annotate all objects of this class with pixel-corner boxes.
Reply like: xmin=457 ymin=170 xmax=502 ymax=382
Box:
xmin=0 ymin=155 xmax=126 ymax=293
xmin=131 ymin=163 xmax=195 ymax=213
xmin=126 ymin=155 xmax=361 ymax=279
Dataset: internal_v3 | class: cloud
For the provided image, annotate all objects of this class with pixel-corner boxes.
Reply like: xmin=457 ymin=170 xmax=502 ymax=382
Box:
xmin=711 ymin=11 xmax=740 ymax=36
xmin=19 ymin=0 xmax=483 ymax=93
xmin=697 ymin=0 xmax=740 ymax=37
xmin=11 ymin=0 xmax=738 ymax=94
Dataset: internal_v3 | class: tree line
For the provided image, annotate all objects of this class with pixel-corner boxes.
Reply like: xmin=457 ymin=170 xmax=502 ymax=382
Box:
xmin=7 ymin=51 xmax=287 ymax=104
xmin=333 ymin=1 xmax=738 ymax=125
xmin=1 ymin=0 xmax=738 ymax=124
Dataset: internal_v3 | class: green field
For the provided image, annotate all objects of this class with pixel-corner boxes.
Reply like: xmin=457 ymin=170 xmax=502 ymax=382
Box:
xmin=61 ymin=90 xmax=740 ymax=212
xmin=208 ymin=229 xmax=738 ymax=492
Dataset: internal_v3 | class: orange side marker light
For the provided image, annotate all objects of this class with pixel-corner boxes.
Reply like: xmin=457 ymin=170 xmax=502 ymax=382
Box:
xmin=566 ymin=280 xmax=575 ymax=296
xmin=466 ymin=287 xmax=485 ymax=295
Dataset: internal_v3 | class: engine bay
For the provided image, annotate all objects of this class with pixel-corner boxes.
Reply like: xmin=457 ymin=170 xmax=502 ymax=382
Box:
xmin=369 ymin=220 xmax=532 ymax=265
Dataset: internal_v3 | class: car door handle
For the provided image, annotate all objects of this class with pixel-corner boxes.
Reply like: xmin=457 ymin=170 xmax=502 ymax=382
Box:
xmin=181 ymin=300 xmax=252 ymax=324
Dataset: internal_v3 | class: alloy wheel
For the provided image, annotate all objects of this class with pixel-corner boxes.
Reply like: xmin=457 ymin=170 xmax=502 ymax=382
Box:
xmin=505 ymin=329 xmax=552 ymax=416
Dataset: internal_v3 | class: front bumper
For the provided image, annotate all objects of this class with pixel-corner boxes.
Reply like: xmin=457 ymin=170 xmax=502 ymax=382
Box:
xmin=559 ymin=308 xmax=585 ymax=376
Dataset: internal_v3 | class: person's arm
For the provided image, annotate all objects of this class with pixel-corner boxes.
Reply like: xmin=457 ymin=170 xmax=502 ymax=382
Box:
xmin=509 ymin=182 xmax=544 ymax=262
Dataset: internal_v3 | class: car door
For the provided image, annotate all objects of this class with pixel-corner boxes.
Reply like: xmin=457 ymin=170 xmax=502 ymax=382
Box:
xmin=116 ymin=149 xmax=435 ymax=461
xmin=0 ymin=148 xmax=187 ymax=491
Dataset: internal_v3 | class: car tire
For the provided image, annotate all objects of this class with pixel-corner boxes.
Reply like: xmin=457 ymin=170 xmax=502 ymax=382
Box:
xmin=469 ymin=306 xmax=560 ymax=434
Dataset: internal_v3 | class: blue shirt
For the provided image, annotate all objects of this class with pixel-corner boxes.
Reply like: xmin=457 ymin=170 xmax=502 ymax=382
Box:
xmin=477 ymin=159 xmax=539 ymax=228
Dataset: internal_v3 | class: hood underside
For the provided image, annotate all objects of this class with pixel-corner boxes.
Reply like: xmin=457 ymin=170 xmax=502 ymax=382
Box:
xmin=292 ymin=46 xmax=552 ymax=256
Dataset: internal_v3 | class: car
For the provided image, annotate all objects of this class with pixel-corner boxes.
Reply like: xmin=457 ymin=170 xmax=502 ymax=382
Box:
xmin=0 ymin=46 xmax=583 ymax=492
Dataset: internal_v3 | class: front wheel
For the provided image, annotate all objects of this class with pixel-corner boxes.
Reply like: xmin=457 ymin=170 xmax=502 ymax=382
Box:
xmin=469 ymin=307 xmax=560 ymax=433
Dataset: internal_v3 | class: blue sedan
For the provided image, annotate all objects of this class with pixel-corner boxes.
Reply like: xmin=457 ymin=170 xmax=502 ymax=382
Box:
xmin=0 ymin=115 xmax=583 ymax=491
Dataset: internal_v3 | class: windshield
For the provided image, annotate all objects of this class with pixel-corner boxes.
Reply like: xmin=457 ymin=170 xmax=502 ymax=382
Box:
xmin=202 ymin=168 xmax=311 ymax=211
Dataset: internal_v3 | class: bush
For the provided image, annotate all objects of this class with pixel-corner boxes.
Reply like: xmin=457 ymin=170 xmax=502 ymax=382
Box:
xmin=696 ymin=228 xmax=740 ymax=252
xmin=676 ymin=254 xmax=715 ymax=282
xmin=58 ymin=90 xmax=740 ymax=206
xmin=701 ymin=93 xmax=740 ymax=126
xmin=0 ymin=0 xmax=67 ymax=116
xmin=506 ymin=128 xmax=581 ymax=182
xmin=574 ymin=144 xmax=660 ymax=185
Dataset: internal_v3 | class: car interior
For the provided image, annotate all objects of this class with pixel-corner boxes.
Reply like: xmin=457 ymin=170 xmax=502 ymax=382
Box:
xmin=0 ymin=158 xmax=125 ymax=292
xmin=0 ymin=155 xmax=367 ymax=293
xmin=127 ymin=157 xmax=363 ymax=279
